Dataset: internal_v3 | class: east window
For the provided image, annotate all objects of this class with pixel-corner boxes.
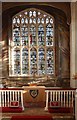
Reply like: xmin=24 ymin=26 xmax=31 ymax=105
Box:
xmin=9 ymin=8 xmax=55 ymax=77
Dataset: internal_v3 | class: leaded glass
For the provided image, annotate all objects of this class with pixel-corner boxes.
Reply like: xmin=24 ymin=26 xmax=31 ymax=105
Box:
xmin=46 ymin=18 xmax=49 ymax=24
xmin=37 ymin=18 xmax=40 ymax=24
xmin=17 ymin=18 xmax=20 ymax=24
xmin=46 ymin=48 xmax=54 ymax=74
xmin=21 ymin=18 xmax=25 ymax=24
xmin=30 ymin=25 xmax=36 ymax=46
xmin=24 ymin=12 xmax=27 ymax=15
xmin=33 ymin=18 xmax=36 ymax=24
xmin=38 ymin=48 xmax=45 ymax=75
xmin=41 ymin=18 xmax=44 ymax=24
xmin=13 ymin=18 xmax=16 ymax=24
xmin=21 ymin=26 xmax=28 ymax=46
xmin=38 ymin=24 xmax=44 ymax=46
xmin=25 ymin=18 xmax=28 ymax=24
xmin=29 ymin=18 xmax=32 ymax=23
xmin=38 ymin=11 xmax=41 ymax=15
xmin=33 ymin=11 xmax=36 ymax=17
xmin=46 ymin=24 xmax=53 ymax=46
xmin=14 ymin=49 xmax=21 ymax=75
xmin=30 ymin=48 xmax=37 ymax=75
xmin=29 ymin=11 xmax=32 ymax=17
xmin=13 ymin=27 xmax=20 ymax=46
xmin=22 ymin=48 xmax=29 ymax=74
xmin=10 ymin=8 xmax=55 ymax=77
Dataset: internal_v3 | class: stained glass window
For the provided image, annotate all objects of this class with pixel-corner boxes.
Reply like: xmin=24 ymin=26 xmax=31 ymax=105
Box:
xmin=9 ymin=8 xmax=55 ymax=77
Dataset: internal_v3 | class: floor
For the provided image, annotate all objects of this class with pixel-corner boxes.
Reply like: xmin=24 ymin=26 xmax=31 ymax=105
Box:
xmin=0 ymin=107 xmax=75 ymax=120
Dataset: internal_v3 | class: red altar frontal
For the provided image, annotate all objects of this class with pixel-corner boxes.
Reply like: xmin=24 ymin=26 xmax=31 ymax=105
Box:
xmin=22 ymin=86 xmax=46 ymax=107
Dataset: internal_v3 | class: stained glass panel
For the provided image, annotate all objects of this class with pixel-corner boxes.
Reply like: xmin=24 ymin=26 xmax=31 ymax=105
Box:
xmin=21 ymin=26 xmax=28 ymax=46
xmin=30 ymin=25 xmax=36 ymax=46
xmin=14 ymin=49 xmax=21 ymax=75
xmin=38 ymin=25 xmax=44 ymax=46
xmin=22 ymin=48 xmax=29 ymax=74
xmin=13 ymin=27 xmax=20 ymax=46
xmin=30 ymin=48 xmax=37 ymax=75
xmin=46 ymin=48 xmax=54 ymax=74
xmin=46 ymin=24 xmax=53 ymax=46
xmin=38 ymin=48 xmax=45 ymax=75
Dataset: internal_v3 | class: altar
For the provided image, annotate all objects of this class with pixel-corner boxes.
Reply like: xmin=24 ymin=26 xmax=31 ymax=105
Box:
xmin=22 ymin=86 xmax=46 ymax=107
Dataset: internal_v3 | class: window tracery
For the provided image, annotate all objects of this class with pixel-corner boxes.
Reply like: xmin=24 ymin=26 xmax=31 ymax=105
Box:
xmin=9 ymin=8 xmax=55 ymax=77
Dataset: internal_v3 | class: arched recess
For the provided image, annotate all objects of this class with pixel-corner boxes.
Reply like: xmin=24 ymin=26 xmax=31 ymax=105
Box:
xmin=9 ymin=8 xmax=55 ymax=79
xmin=2 ymin=4 xmax=70 ymax=87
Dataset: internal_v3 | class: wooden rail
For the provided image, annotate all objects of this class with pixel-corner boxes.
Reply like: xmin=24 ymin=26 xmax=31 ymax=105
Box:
xmin=0 ymin=88 xmax=24 ymax=110
xmin=45 ymin=88 xmax=75 ymax=111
